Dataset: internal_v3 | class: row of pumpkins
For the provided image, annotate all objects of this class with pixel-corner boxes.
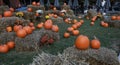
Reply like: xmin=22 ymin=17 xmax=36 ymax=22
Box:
xmin=6 ymin=19 xmax=59 ymax=38
xmin=111 ymin=16 xmax=120 ymax=20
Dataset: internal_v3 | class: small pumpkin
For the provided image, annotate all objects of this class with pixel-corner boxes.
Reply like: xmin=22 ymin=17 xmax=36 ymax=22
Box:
xmin=29 ymin=22 xmax=34 ymax=27
xmin=4 ymin=11 xmax=12 ymax=17
xmin=44 ymin=20 xmax=53 ymax=30
xmin=91 ymin=36 xmax=100 ymax=49
xmin=52 ymin=25 xmax=59 ymax=32
xmin=13 ymin=25 xmax=22 ymax=32
xmin=53 ymin=14 xmax=58 ymax=18
xmin=64 ymin=32 xmax=70 ymax=38
xmin=6 ymin=26 xmax=12 ymax=32
xmin=37 ymin=23 xmax=43 ymax=28
xmin=91 ymin=16 xmax=97 ymax=22
xmin=27 ymin=8 xmax=32 ymax=12
xmin=67 ymin=27 xmax=74 ymax=32
xmin=72 ymin=24 xmax=77 ymax=29
xmin=36 ymin=2 xmax=40 ymax=6
xmin=103 ymin=23 xmax=108 ymax=27
xmin=80 ymin=20 xmax=84 ymax=24
xmin=111 ymin=16 xmax=117 ymax=20
xmin=7 ymin=41 xmax=15 ymax=49
xmin=9 ymin=8 xmax=14 ymax=12
xmin=32 ymin=1 xmax=36 ymax=6
xmin=16 ymin=29 xmax=27 ymax=38
xmin=117 ymin=16 xmax=120 ymax=20
xmin=0 ymin=44 xmax=9 ymax=53
xmin=73 ymin=19 xmax=78 ymax=24
xmin=75 ymin=35 xmax=90 ymax=50
xmin=23 ymin=26 xmax=32 ymax=34
xmin=90 ymin=22 xmax=94 ymax=26
xmin=72 ymin=30 xmax=79 ymax=36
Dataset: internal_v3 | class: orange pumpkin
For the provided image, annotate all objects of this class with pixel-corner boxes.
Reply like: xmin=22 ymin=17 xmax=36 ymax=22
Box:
xmin=111 ymin=16 xmax=117 ymax=20
xmin=72 ymin=30 xmax=79 ymax=36
xmin=73 ymin=19 xmax=78 ymax=24
xmin=117 ymin=16 xmax=120 ymax=20
xmin=9 ymin=8 xmax=14 ymax=12
xmin=7 ymin=41 xmax=15 ymax=49
xmin=32 ymin=1 xmax=36 ymax=6
xmin=75 ymin=35 xmax=90 ymax=50
xmin=72 ymin=24 xmax=77 ymax=29
xmin=13 ymin=25 xmax=22 ymax=32
xmin=16 ymin=29 xmax=27 ymax=38
xmin=67 ymin=27 xmax=74 ymax=32
xmin=53 ymin=14 xmax=58 ymax=18
xmin=91 ymin=16 xmax=97 ymax=22
xmin=91 ymin=39 xmax=100 ymax=49
xmin=100 ymin=21 xmax=105 ymax=26
xmin=37 ymin=23 xmax=43 ymax=28
xmin=0 ymin=44 xmax=9 ymax=53
xmin=29 ymin=22 xmax=34 ymax=27
xmin=52 ymin=25 xmax=59 ymax=32
xmin=35 ymin=13 xmax=39 ymax=16
xmin=90 ymin=22 xmax=94 ymax=26
xmin=27 ymin=8 xmax=32 ymax=12
xmin=64 ymin=32 xmax=70 ymax=38
xmin=44 ymin=20 xmax=53 ymax=30
xmin=104 ymin=23 xmax=108 ymax=27
xmin=6 ymin=26 xmax=12 ymax=32
xmin=31 ymin=26 xmax=35 ymax=30
xmin=36 ymin=2 xmax=40 ymax=6
xmin=64 ymin=18 xmax=69 ymax=23
xmin=75 ymin=22 xmax=82 ymax=27
xmin=23 ymin=26 xmax=32 ymax=34
xmin=4 ymin=11 xmax=12 ymax=17
xmin=80 ymin=20 xmax=84 ymax=24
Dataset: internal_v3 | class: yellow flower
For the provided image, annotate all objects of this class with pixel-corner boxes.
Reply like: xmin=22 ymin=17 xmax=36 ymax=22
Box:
xmin=45 ymin=15 xmax=50 ymax=19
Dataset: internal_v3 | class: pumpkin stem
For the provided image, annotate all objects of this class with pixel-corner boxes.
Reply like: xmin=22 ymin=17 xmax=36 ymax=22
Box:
xmin=94 ymin=35 xmax=98 ymax=40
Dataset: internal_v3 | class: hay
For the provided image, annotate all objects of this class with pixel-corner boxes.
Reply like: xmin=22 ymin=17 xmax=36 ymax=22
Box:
xmin=30 ymin=47 xmax=119 ymax=65
xmin=15 ymin=28 xmax=60 ymax=52
xmin=23 ymin=11 xmax=35 ymax=20
xmin=61 ymin=5 xmax=71 ymax=10
xmin=87 ymin=9 xmax=97 ymax=18
xmin=0 ymin=32 xmax=16 ymax=44
xmin=66 ymin=10 xmax=75 ymax=18
xmin=50 ymin=17 xmax=64 ymax=24
xmin=0 ymin=17 xmax=30 ymax=32
xmin=27 ymin=5 xmax=45 ymax=12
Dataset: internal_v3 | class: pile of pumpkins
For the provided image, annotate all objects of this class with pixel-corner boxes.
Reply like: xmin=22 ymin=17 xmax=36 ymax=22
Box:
xmin=64 ymin=19 xmax=84 ymax=38
xmin=75 ymin=35 xmax=100 ymax=50
xmin=0 ymin=41 xmax=15 ymax=53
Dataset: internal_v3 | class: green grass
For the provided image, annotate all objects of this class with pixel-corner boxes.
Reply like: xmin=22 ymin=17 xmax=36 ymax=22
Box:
xmin=0 ymin=18 xmax=120 ymax=65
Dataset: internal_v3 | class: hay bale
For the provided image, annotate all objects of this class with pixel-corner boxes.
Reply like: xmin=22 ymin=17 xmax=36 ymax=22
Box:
xmin=61 ymin=5 xmax=71 ymax=10
xmin=0 ymin=17 xmax=30 ymax=32
xmin=23 ymin=11 xmax=35 ymax=20
xmin=66 ymin=10 xmax=75 ymax=17
xmin=15 ymin=28 xmax=60 ymax=52
xmin=30 ymin=47 xmax=119 ymax=65
xmin=35 ymin=15 xmax=45 ymax=22
xmin=87 ymin=9 xmax=97 ymax=18
xmin=50 ymin=17 xmax=63 ymax=23
xmin=0 ymin=32 xmax=16 ymax=44
xmin=27 ymin=5 xmax=45 ymax=12
xmin=0 ymin=5 xmax=9 ymax=15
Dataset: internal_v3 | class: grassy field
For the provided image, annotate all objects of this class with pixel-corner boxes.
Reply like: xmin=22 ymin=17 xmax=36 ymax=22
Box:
xmin=0 ymin=18 xmax=120 ymax=65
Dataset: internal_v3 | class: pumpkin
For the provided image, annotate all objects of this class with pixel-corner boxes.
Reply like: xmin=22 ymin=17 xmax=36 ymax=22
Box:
xmin=117 ymin=16 xmax=120 ymax=20
xmin=7 ymin=41 xmax=15 ymax=49
xmin=67 ymin=27 xmax=74 ymax=32
xmin=32 ymin=1 xmax=36 ymax=6
xmin=80 ymin=20 xmax=84 ymax=24
xmin=103 ymin=23 xmax=108 ymax=27
xmin=29 ymin=22 xmax=34 ymax=27
xmin=9 ymin=8 xmax=14 ymax=12
xmin=53 ymin=7 xmax=57 ymax=11
xmin=0 ymin=44 xmax=9 ymax=53
xmin=52 ymin=25 xmax=59 ymax=32
xmin=111 ymin=16 xmax=117 ymax=20
xmin=64 ymin=32 xmax=70 ymax=38
xmin=37 ymin=23 xmax=43 ymax=28
xmin=23 ymin=26 xmax=32 ymax=34
xmin=75 ymin=35 xmax=90 ymax=50
xmin=53 ymin=14 xmax=58 ymax=18
xmin=13 ymin=25 xmax=22 ymax=32
xmin=90 ymin=22 xmax=94 ymax=26
xmin=31 ymin=26 xmax=35 ymax=30
xmin=91 ymin=16 xmax=97 ymax=22
xmin=36 ymin=2 xmax=40 ymax=6
xmin=73 ymin=19 xmax=78 ymax=24
xmin=35 ymin=13 xmax=39 ymax=16
xmin=75 ymin=22 xmax=82 ymax=27
xmin=44 ymin=20 xmax=53 ymax=30
xmin=100 ymin=21 xmax=105 ymax=26
xmin=72 ymin=24 xmax=77 ymax=29
xmin=4 ymin=11 xmax=12 ymax=17
xmin=72 ymin=30 xmax=79 ymax=36
xmin=27 ymin=8 xmax=32 ymax=12
xmin=91 ymin=38 xmax=100 ymax=49
xmin=6 ymin=26 xmax=12 ymax=32
xmin=64 ymin=18 xmax=69 ymax=23
xmin=16 ymin=29 xmax=27 ymax=38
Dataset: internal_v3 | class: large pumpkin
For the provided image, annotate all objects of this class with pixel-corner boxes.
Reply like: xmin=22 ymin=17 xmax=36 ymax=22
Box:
xmin=7 ymin=41 xmax=15 ymax=49
xmin=16 ymin=29 xmax=27 ymax=38
xmin=91 ymin=39 xmax=100 ymax=49
xmin=75 ymin=35 xmax=90 ymax=50
xmin=0 ymin=44 xmax=9 ymax=53
xmin=4 ymin=11 xmax=12 ymax=17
